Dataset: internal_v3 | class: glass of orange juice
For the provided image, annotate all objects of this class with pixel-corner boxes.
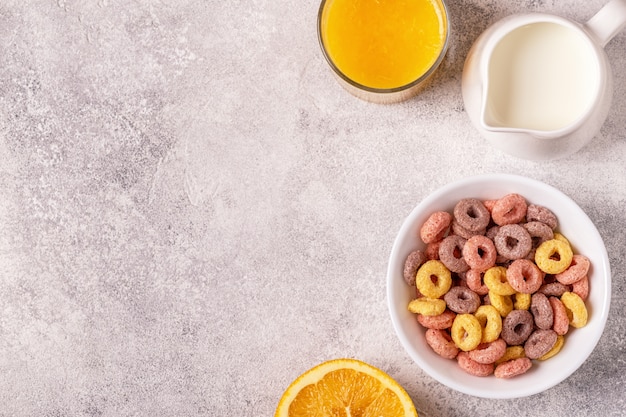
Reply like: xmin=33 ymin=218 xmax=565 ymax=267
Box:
xmin=318 ymin=0 xmax=449 ymax=103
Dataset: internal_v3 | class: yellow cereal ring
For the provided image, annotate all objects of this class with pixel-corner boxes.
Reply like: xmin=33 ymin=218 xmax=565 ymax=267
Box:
xmin=415 ymin=260 xmax=452 ymax=299
xmin=495 ymin=345 xmax=526 ymax=365
xmin=408 ymin=297 xmax=447 ymax=316
xmin=513 ymin=292 xmax=531 ymax=310
xmin=474 ymin=304 xmax=502 ymax=343
xmin=451 ymin=313 xmax=482 ymax=351
xmin=561 ymin=291 xmax=588 ymax=328
xmin=489 ymin=291 xmax=513 ymax=317
xmin=484 ymin=266 xmax=516 ymax=296
xmin=539 ymin=335 xmax=565 ymax=361
xmin=535 ymin=239 xmax=573 ymax=274
xmin=553 ymin=232 xmax=571 ymax=247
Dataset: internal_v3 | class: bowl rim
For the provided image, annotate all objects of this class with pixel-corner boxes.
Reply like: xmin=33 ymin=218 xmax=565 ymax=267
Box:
xmin=386 ymin=173 xmax=611 ymax=399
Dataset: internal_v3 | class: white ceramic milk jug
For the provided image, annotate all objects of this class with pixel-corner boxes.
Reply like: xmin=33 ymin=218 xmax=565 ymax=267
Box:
xmin=462 ymin=0 xmax=626 ymax=160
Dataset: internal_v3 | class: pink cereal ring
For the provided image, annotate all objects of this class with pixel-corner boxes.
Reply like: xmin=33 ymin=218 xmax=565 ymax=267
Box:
xmin=420 ymin=211 xmax=452 ymax=244
xmin=463 ymin=235 xmax=497 ymax=272
xmin=491 ymin=193 xmax=528 ymax=226
xmin=549 ymin=296 xmax=570 ymax=336
xmin=506 ymin=259 xmax=544 ymax=294
xmin=466 ymin=269 xmax=489 ymax=295
xmin=425 ymin=241 xmax=441 ymax=260
xmin=572 ymin=275 xmax=590 ymax=301
xmin=469 ymin=339 xmax=507 ymax=364
xmin=494 ymin=357 xmax=533 ymax=379
xmin=555 ymin=254 xmax=590 ymax=285
xmin=425 ymin=328 xmax=459 ymax=359
xmin=456 ymin=351 xmax=494 ymax=377
xmin=417 ymin=309 xmax=457 ymax=329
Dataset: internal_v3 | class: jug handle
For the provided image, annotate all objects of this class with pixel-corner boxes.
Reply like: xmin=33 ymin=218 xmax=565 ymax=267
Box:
xmin=584 ymin=0 xmax=626 ymax=47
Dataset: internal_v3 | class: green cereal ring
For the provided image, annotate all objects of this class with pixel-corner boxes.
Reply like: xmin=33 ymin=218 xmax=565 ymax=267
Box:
xmin=451 ymin=313 xmax=482 ymax=351
xmin=415 ymin=260 xmax=452 ymax=298
xmin=474 ymin=304 xmax=502 ymax=343
xmin=534 ymin=239 xmax=573 ymax=274
xmin=484 ymin=266 xmax=516 ymax=296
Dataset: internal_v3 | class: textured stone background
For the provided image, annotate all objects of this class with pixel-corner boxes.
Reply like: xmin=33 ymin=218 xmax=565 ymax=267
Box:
xmin=1 ymin=0 xmax=625 ymax=416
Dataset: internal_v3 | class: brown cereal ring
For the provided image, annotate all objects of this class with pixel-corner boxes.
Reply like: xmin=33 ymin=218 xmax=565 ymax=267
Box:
xmin=523 ymin=221 xmax=554 ymax=248
xmin=438 ymin=235 xmax=470 ymax=273
xmin=453 ymin=199 xmax=491 ymax=233
xmin=425 ymin=328 xmax=459 ymax=359
xmin=417 ymin=309 xmax=457 ymax=329
xmin=469 ymin=339 xmax=507 ymax=364
xmin=420 ymin=211 xmax=452 ymax=244
xmin=494 ymin=224 xmax=532 ymax=260
xmin=513 ymin=292 xmax=531 ymax=310
xmin=474 ymin=304 xmax=503 ymax=343
xmin=539 ymin=282 xmax=570 ymax=297
xmin=463 ymin=235 xmax=497 ymax=272
xmin=444 ymin=286 xmax=481 ymax=314
xmin=425 ymin=241 xmax=441 ymax=260
xmin=524 ymin=329 xmax=558 ymax=359
xmin=495 ymin=345 xmax=526 ymax=365
xmin=489 ymin=291 xmax=513 ymax=317
xmin=491 ymin=193 xmax=528 ymax=226
xmin=538 ymin=334 xmax=565 ymax=361
xmin=466 ymin=269 xmax=489 ymax=295
xmin=403 ymin=250 xmax=427 ymax=286
xmin=535 ymin=239 xmax=573 ymax=274
xmin=415 ymin=260 xmax=453 ymax=299
xmin=506 ymin=259 xmax=544 ymax=294
xmin=484 ymin=266 xmax=516 ymax=296
xmin=555 ymin=254 xmax=590 ymax=285
xmin=457 ymin=351 xmax=494 ymax=377
xmin=501 ymin=309 xmax=534 ymax=345
xmin=561 ymin=291 xmax=588 ymax=328
xmin=572 ymin=275 xmax=589 ymax=301
xmin=494 ymin=357 xmax=532 ymax=379
xmin=526 ymin=204 xmax=558 ymax=230
xmin=549 ymin=296 xmax=570 ymax=336
xmin=451 ymin=220 xmax=485 ymax=239
xmin=451 ymin=314 xmax=483 ymax=351
xmin=530 ymin=293 xmax=554 ymax=330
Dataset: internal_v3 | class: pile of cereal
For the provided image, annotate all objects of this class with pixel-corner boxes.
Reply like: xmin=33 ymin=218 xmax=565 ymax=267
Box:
xmin=404 ymin=193 xmax=590 ymax=378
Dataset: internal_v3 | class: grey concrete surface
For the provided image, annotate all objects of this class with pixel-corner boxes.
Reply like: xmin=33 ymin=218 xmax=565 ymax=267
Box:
xmin=1 ymin=0 xmax=625 ymax=416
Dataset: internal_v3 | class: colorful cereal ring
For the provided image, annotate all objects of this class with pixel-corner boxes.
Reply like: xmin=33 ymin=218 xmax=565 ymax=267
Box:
xmin=451 ymin=314 xmax=483 ymax=351
xmin=415 ymin=260 xmax=453 ymax=299
xmin=408 ymin=297 xmax=447 ymax=316
xmin=535 ymin=239 xmax=573 ymax=274
xmin=561 ymin=291 xmax=588 ymax=328
xmin=474 ymin=304 xmax=503 ymax=343
xmin=484 ymin=266 xmax=516 ymax=296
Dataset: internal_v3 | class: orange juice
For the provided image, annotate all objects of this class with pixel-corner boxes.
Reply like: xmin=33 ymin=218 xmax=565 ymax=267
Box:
xmin=320 ymin=0 xmax=448 ymax=90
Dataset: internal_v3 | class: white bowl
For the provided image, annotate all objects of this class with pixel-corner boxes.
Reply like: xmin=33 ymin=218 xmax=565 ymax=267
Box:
xmin=386 ymin=174 xmax=611 ymax=399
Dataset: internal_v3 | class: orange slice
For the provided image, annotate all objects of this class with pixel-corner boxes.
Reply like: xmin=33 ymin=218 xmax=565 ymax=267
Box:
xmin=275 ymin=358 xmax=418 ymax=417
